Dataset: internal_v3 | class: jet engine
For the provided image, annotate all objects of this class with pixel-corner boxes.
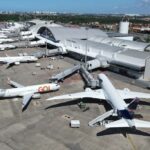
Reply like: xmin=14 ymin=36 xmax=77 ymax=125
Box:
xmin=32 ymin=93 xmax=41 ymax=99
xmin=15 ymin=62 xmax=20 ymax=65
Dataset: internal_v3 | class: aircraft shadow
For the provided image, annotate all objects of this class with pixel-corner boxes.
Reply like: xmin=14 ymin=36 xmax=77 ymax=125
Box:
xmin=0 ymin=97 xmax=19 ymax=100
xmin=45 ymin=98 xmax=107 ymax=110
xmin=0 ymin=97 xmax=31 ymax=112
xmin=125 ymin=99 xmax=150 ymax=106
xmin=45 ymin=98 xmax=150 ymax=111
xmin=97 ymin=128 xmax=150 ymax=137
xmin=138 ymin=101 xmax=150 ymax=106
xmin=6 ymin=63 xmax=14 ymax=69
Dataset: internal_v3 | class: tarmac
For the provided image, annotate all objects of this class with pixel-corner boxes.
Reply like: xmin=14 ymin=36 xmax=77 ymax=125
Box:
xmin=0 ymin=47 xmax=150 ymax=150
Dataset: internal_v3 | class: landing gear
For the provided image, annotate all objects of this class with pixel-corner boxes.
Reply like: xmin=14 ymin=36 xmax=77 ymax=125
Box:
xmin=78 ymin=101 xmax=90 ymax=112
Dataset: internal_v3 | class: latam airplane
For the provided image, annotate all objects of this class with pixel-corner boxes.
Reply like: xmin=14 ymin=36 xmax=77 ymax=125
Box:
xmin=0 ymin=79 xmax=60 ymax=110
xmin=47 ymin=73 xmax=150 ymax=129
xmin=0 ymin=55 xmax=38 ymax=67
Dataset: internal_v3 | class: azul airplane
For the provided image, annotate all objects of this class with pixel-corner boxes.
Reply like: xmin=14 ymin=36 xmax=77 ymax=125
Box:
xmin=47 ymin=73 xmax=150 ymax=129
xmin=0 ymin=79 xmax=60 ymax=110
xmin=0 ymin=55 xmax=38 ymax=67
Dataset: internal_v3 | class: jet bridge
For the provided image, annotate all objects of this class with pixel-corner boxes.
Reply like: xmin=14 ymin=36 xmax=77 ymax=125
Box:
xmin=49 ymin=65 xmax=80 ymax=82
xmin=80 ymin=65 xmax=99 ymax=88
xmin=31 ymin=48 xmax=64 ymax=58
xmin=49 ymin=63 xmax=100 ymax=89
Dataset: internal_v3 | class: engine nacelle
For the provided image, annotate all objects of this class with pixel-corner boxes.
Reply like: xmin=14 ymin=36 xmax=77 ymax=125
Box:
xmin=87 ymin=57 xmax=109 ymax=70
xmin=32 ymin=93 xmax=41 ymax=99
xmin=1 ymin=48 xmax=5 ymax=50
xmin=15 ymin=62 xmax=20 ymax=65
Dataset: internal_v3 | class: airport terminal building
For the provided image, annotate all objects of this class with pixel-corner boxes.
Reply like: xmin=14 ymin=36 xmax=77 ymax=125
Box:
xmin=28 ymin=21 xmax=150 ymax=81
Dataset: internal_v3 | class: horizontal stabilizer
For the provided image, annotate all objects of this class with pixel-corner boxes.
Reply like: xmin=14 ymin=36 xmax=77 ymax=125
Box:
xmin=8 ymin=79 xmax=24 ymax=88
xmin=133 ymin=119 xmax=150 ymax=128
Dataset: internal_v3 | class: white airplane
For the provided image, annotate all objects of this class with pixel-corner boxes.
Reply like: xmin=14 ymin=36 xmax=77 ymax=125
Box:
xmin=0 ymin=44 xmax=16 ymax=51
xmin=21 ymin=34 xmax=35 ymax=40
xmin=0 ymin=34 xmax=8 ymax=39
xmin=0 ymin=30 xmax=11 ymax=34
xmin=30 ymin=40 xmax=45 ymax=47
xmin=47 ymin=73 xmax=150 ymax=129
xmin=20 ymin=31 xmax=32 ymax=36
xmin=1 ymin=23 xmax=24 ymax=33
xmin=0 ymin=38 xmax=14 ymax=44
xmin=0 ymin=79 xmax=60 ymax=110
xmin=0 ymin=55 xmax=38 ymax=67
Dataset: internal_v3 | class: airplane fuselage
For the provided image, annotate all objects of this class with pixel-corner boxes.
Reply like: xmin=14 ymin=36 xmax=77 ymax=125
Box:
xmin=0 ymin=83 xmax=60 ymax=98
xmin=99 ymin=74 xmax=127 ymax=110
xmin=99 ymin=74 xmax=136 ymax=127
xmin=0 ymin=56 xmax=38 ymax=63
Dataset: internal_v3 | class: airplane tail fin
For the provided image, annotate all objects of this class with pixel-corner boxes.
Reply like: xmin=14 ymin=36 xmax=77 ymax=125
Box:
xmin=133 ymin=119 xmax=150 ymax=128
xmin=127 ymin=97 xmax=140 ymax=111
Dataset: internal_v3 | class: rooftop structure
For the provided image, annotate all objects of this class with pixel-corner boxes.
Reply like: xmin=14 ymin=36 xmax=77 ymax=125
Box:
xmin=63 ymin=38 xmax=150 ymax=71
xmin=31 ymin=25 xmax=108 ymax=42
xmin=89 ymin=36 xmax=150 ymax=51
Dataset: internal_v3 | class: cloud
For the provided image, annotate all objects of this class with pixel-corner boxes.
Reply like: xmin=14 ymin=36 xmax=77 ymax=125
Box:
xmin=142 ymin=0 xmax=150 ymax=2
xmin=136 ymin=0 xmax=150 ymax=9
xmin=141 ymin=0 xmax=150 ymax=5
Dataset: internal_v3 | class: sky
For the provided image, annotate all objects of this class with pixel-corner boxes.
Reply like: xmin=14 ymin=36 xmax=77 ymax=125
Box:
xmin=0 ymin=0 xmax=150 ymax=14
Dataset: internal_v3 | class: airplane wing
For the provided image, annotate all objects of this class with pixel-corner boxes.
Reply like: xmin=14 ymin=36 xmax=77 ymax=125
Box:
xmin=6 ymin=61 xmax=17 ymax=66
xmin=22 ymin=92 xmax=34 ymax=110
xmin=8 ymin=79 xmax=24 ymax=88
xmin=117 ymin=89 xmax=150 ymax=100
xmin=105 ymin=118 xmax=150 ymax=128
xmin=47 ymin=89 xmax=105 ymax=101
xmin=133 ymin=119 xmax=150 ymax=128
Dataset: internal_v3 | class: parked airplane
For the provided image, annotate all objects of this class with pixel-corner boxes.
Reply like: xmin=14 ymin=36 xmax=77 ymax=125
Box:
xmin=47 ymin=73 xmax=150 ymax=129
xmin=21 ymin=34 xmax=35 ymax=40
xmin=1 ymin=23 xmax=24 ymax=33
xmin=0 ymin=38 xmax=14 ymax=44
xmin=0 ymin=34 xmax=7 ymax=39
xmin=0 ymin=44 xmax=16 ymax=51
xmin=0 ymin=79 xmax=60 ymax=110
xmin=20 ymin=31 xmax=32 ymax=36
xmin=0 ymin=55 xmax=38 ymax=67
